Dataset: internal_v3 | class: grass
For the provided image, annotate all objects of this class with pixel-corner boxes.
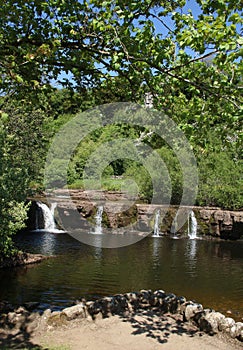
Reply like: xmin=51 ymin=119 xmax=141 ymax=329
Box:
xmin=67 ymin=176 xmax=139 ymax=197
xmin=67 ymin=177 xmax=123 ymax=191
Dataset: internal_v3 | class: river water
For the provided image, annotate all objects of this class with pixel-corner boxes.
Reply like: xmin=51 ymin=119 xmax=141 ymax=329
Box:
xmin=0 ymin=231 xmax=242 ymax=320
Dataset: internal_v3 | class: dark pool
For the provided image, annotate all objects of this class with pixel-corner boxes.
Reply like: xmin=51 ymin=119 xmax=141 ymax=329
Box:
xmin=0 ymin=231 xmax=242 ymax=320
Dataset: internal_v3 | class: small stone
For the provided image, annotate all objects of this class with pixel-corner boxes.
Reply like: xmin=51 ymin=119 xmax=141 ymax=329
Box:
xmin=42 ymin=308 xmax=51 ymax=320
xmin=7 ymin=312 xmax=17 ymax=323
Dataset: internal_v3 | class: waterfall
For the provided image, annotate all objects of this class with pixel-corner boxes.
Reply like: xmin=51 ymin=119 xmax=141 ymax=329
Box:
xmin=152 ymin=210 xmax=161 ymax=237
xmin=188 ymin=210 xmax=197 ymax=239
xmin=94 ymin=205 xmax=103 ymax=235
xmin=35 ymin=202 xmax=63 ymax=233
xmin=171 ymin=213 xmax=179 ymax=239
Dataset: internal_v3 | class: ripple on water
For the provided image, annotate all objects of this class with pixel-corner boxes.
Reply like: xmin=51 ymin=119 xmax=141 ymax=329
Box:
xmin=0 ymin=232 xmax=242 ymax=320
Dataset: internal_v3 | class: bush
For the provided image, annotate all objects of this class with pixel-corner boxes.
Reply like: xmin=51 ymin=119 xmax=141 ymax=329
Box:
xmin=197 ymin=152 xmax=242 ymax=209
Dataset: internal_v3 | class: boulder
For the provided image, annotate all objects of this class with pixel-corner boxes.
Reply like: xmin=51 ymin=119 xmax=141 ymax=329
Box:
xmin=150 ymin=290 xmax=166 ymax=307
xmin=184 ymin=303 xmax=203 ymax=321
xmin=198 ymin=311 xmax=225 ymax=334
xmin=218 ymin=317 xmax=235 ymax=332
xmin=240 ymin=330 xmax=243 ymax=342
xmin=229 ymin=322 xmax=243 ymax=339
xmin=61 ymin=303 xmax=86 ymax=320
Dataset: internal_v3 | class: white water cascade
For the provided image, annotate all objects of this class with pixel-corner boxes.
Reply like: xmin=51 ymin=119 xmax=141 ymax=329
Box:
xmin=152 ymin=210 xmax=161 ymax=237
xmin=171 ymin=213 xmax=179 ymax=239
xmin=35 ymin=202 xmax=64 ymax=233
xmin=188 ymin=211 xmax=197 ymax=239
xmin=94 ymin=205 xmax=103 ymax=235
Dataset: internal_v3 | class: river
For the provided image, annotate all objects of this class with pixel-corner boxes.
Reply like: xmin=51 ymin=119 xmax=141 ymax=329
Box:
xmin=0 ymin=231 xmax=242 ymax=320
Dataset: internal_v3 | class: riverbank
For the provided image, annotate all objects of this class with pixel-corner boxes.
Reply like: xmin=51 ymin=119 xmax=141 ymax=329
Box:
xmin=0 ymin=290 xmax=242 ymax=349
xmin=0 ymin=251 xmax=50 ymax=269
xmin=31 ymin=313 xmax=243 ymax=350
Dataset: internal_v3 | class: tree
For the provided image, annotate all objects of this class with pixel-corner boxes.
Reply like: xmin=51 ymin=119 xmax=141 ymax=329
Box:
xmin=0 ymin=1 xmax=242 ymax=255
xmin=0 ymin=110 xmax=29 ymax=256
xmin=0 ymin=1 xmax=241 ymax=93
xmin=0 ymin=96 xmax=48 ymax=257
xmin=0 ymin=0 xmax=242 ymax=142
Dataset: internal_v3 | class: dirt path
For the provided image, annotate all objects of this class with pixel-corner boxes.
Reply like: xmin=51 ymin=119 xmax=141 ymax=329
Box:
xmin=32 ymin=311 xmax=242 ymax=350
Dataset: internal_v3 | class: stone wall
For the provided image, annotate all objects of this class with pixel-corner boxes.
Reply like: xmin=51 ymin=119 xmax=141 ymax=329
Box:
xmin=2 ymin=290 xmax=242 ymax=342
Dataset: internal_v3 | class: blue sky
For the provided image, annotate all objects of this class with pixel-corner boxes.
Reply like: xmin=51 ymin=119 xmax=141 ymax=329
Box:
xmin=55 ymin=1 xmax=204 ymax=87
xmin=54 ymin=1 xmax=240 ymax=87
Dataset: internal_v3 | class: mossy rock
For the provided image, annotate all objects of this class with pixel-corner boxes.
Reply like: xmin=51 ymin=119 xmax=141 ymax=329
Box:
xmin=47 ymin=312 xmax=67 ymax=327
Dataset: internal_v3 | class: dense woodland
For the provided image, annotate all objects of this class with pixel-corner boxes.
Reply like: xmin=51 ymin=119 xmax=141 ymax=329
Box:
xmin=0 ymin=0 xmax=242 ymax=257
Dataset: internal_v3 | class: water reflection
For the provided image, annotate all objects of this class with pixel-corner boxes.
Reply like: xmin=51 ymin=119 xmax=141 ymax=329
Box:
xmin=39 ymin=232 xmax=57 ymax=255
xmin=2 ymin=232 xmax=242 ymax=320
xmin=184 ymin=239 xmax=198 ymax=278
xmin=152 ymin=237 xmax=161 ymax=264
xmin=93 ymin=240 xmax=103 ymax=261
xmin=186 ymin=239 xmax=197 ymax=260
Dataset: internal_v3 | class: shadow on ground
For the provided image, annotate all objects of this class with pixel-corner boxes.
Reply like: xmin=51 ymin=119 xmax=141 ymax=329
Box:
xmin=0 ymin=311 xmax=43 ymax=349
xmin=119 ymin=309 xmax=200 ymax=344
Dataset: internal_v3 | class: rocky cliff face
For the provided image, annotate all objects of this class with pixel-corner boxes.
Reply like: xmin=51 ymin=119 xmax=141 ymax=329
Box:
xmin=28 ymin=190 xmax=243 ymax=240
xmin=136 ymin=205 xmax=243 ymax=239
xmin=197 ymin=208 xmax=243 ymax=239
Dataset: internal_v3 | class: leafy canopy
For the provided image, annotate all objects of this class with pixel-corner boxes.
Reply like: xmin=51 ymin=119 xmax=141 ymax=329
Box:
xmin=0 ymin=1 xmax=242 ymax=99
